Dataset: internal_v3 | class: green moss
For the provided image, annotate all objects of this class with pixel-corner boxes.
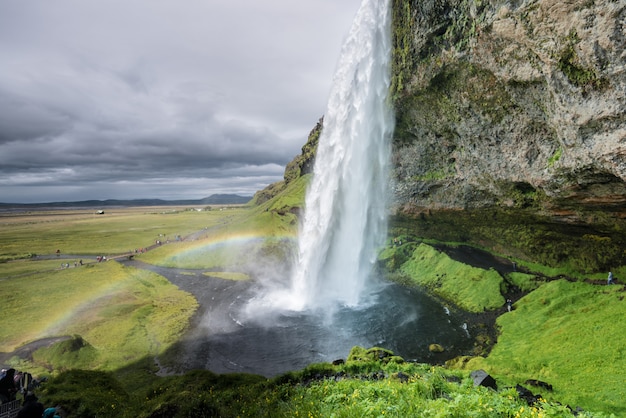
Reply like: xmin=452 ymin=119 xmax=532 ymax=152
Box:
xmin=400 ymin=243 xmax=505 ymax=312
xmin=347 ymin=346 xmax=400 ymax=364
xmin=390 ymin=0 xmax=415 ymax=101
xmin=465 ymin=280 xmax=626 ymax=415
xmin=411 ymin=168 xmax=451 ymax=181
xmin=548 ymin=147 xmax=562 ymax=168
xmin=33 ymin=336 xmax=99 ymax=371
xmin=495 ymin=181 xmax=548 ymax=209
xmin=391 ymin=208 xmax=626 ymax=274
xmin=506 ymin=271 xmax=543 ymax=292
xmin=394 ymin=62 xmax=513 ymax=145
xmin=558 ymin=31 xmax=605 ymax=89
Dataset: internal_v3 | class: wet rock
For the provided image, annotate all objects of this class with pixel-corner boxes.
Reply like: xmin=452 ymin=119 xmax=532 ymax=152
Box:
xmin=525 ymin=379 xmax=553 ymax=392
xmin=516 ymin=384 xmax=541 ymax=406
xmin=394 ymin=371 xmax=410 ymax=383
xmin=470 ymin=369 xmax=497 ymax=390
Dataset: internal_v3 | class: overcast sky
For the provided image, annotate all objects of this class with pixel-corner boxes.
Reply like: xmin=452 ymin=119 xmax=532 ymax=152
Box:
xmin=0 ymin=0 xmax=362 ymax=203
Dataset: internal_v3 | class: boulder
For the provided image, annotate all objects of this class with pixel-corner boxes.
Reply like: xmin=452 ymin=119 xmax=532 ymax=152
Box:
xmin=470 ymin=369 xmax=497 ymax=390
xmin=516 ymin=384 xmax=541 ymax=405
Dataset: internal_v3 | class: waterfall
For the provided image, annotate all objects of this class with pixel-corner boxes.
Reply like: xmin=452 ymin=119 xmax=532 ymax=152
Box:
xmin=289 ymin=0 xmax=394 ymax=311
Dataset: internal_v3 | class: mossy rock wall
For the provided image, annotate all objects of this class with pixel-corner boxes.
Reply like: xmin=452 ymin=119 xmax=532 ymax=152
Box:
xmin=389 ymin=0 xmax=626 ymax=272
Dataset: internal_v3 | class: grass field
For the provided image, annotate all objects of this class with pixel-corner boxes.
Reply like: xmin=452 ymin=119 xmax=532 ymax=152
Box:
xmin=0 ymin=260 xmax=197 ymax=374
xmin=0 ymin=206 xmax=222 ymax=375
xmin=0 ymin=205 xmax=248 ymax=261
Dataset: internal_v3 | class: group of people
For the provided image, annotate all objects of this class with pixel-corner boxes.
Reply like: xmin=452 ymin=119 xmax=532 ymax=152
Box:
xmin=0 ymin=368 xmax=33 ymax=404
xmin=0 ymin=368 xmax=61 ymax=417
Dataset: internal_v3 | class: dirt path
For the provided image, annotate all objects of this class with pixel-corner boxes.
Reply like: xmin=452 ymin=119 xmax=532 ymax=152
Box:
xmin=0 ymin=336 xmax=72 ymax=367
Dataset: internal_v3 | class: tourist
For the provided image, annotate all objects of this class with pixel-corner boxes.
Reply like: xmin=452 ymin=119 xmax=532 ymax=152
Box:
xmin=607 ymin=271 xmax=614 ymax=285
xmin=0 ymin=368 xmax=17 ymax=403
xmin=506 ymin=299 xmax=513 ymax=312
xmin=16 ymin=393 xmax=44 ymax=418
xmin=43 ymin=406 xmax=61 ymax=418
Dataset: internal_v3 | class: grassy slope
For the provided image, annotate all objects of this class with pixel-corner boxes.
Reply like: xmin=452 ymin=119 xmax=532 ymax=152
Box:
xmin=0 ymin=261 xmax=197 ymax=374
xmin=380 ymin=238 xmax=625 ymax=414
xmin=137 ymin=175 xmax=308 ymax=269
xmin=464 ymin=280 xmax=626 ymax=415
xmin=396 ymin=242 xmax=504 ymax=312
xmin=40 ymin=352 xmax=590 ymax=418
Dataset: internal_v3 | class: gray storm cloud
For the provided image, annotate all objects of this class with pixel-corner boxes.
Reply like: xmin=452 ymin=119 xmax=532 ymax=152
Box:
xmin=0 ymin=0 xmax=361 ymax=203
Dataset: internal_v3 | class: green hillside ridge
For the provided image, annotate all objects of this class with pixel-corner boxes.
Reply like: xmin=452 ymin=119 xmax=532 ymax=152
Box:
xmin=377 ymin=234 xmax=626 ymax=415
xmin=137 ymin=174 xmax=308 ymax=270
xmin=384 ymin=242 xmax=505 ymax=312
xmin=464 ymin=279 xmax=626 ymax=415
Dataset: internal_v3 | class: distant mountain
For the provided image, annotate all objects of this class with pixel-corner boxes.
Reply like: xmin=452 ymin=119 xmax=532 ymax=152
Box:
xmin=0 ymin=194 xmax=252 ymax=208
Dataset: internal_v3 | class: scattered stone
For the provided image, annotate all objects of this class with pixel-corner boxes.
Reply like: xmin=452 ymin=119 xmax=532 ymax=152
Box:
xmin=516 ymin=384 xmax=541 ymax=405
xmin=370 ymin=371 xmax=386 ymax=380
xmin=470 ymin=369 xmax=497 ymax=390
xmin=525 ymin=379 xmax=553 ymax=391
xmin=394 ymin=372 xmax=410 ymax=383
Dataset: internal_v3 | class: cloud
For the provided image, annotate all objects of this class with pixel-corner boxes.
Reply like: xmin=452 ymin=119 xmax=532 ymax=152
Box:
xmin=0 ymin=0 xmax=362 ymax=203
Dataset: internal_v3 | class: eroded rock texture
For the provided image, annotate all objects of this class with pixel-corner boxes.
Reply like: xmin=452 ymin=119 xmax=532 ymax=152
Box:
xmin=390 ymin=0 xmax=626 ymax=271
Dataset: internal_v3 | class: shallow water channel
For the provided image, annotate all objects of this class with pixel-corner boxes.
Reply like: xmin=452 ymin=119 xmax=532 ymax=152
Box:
xmin=123 ymin=260 xmax=474 ymax=377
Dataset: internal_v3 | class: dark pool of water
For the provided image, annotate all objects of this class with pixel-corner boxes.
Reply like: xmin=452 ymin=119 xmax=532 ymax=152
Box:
xmin=181 ymin=280 xmax=472 ymax=377
xmin=124 ymin=260 xmax=474 ymax=377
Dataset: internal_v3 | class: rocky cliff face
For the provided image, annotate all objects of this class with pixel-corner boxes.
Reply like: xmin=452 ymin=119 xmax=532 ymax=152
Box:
xmin=260 ymin=0 xmax=625 ymax=272
xmin=389 ymin=0 xmax=626 ymax=271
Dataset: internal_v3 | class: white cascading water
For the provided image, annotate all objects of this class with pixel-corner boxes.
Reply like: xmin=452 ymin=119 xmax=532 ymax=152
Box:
xmin=289 ymin=0 xmax=395 ymax=311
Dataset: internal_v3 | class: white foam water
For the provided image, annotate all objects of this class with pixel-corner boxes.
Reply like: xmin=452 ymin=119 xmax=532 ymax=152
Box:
xmin=288 ymin=0 xmax=395 ymax=311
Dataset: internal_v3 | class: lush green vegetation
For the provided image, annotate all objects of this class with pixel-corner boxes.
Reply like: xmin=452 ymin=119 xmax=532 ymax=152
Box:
xmin=0 ymin=261 xmax=197 ymax=374
xmin=1 ymin=189 xmax=625 ymax=416
xmin=37 ymin=347 xmax=600 ymax=418
xmin=464 ymin=280 xmax=626 ymax=415
xmin=558 ymin=31 xmax=605 ymax=89
xmin=378 ymin=227 xmax=625 ymax=415
xmin=381 ymin=242 xmax=505 ymax=312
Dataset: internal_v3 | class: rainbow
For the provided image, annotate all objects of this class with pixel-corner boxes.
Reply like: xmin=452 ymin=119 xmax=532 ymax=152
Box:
xmin=10 ymin=231 xmax=300 ymax=354
xmin=160 ymin=230 xmax=298 ymax=268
